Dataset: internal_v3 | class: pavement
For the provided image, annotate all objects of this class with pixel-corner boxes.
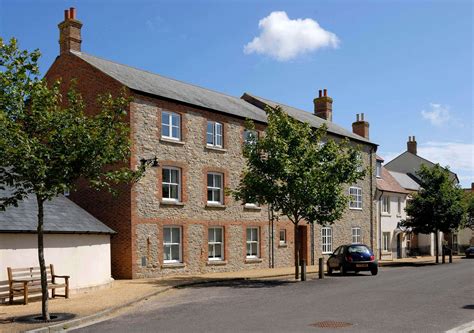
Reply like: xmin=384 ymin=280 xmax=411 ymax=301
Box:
xmin=0 ymin=255 xmax=464 ymax=333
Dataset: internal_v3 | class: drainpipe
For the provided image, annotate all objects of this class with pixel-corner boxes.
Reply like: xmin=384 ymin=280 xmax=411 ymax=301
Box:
xmin=377 ymin=190 xmax=384 ymax=260
xmin=370 ymin=147 xmax=375 ymax=251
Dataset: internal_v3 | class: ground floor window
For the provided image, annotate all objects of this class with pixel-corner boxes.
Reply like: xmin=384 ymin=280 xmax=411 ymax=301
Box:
xmin=246 ymin=227 xmax=259 ymax=258
xmin=279 ymin=229 xmax=286 ymax=245
xmin=382 ymin=232 xmax=390 ymax=252
xmin=163 ymin=226 xmax=182 ymax=263
xmin=208 ymin=227 xmax=224 ymax=260
xmin=352 ymin=227 xmax=361 ymax=244
xmin=321 ymin=227 xmax=333 ymax=254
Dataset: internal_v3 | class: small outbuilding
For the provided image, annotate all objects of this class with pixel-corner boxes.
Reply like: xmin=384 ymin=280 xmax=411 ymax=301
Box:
xmin=0 ymin=193 xmax=115 ymax=303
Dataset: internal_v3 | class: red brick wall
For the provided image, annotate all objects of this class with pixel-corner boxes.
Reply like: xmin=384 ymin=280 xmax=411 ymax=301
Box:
xmin=46 ymin=53 xmax=134 ymax=279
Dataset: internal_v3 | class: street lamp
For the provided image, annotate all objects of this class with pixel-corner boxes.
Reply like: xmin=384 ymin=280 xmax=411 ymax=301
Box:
xmin=140 ymin=156 xmax=159 ymax=168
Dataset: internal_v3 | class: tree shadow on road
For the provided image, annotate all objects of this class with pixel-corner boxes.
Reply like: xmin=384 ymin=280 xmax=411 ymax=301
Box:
xmin=177 ymin=278 xmax=294 ymax=289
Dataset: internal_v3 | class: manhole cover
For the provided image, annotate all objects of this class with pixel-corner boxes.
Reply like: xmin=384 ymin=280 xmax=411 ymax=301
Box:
xmin=310 ymin=321 xmax=353 ymax=329
xmin=15 ymin=312 xmax=75 ymax=324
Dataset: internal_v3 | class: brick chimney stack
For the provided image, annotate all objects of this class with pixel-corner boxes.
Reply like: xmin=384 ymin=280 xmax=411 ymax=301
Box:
xmin=407 ymin=136 xmax=417 ymax=155
xmin=58 ymin=7 xmax=82 ymax=54
xmin=352 ymin=113 xmax=369 ymax=139
xmin=313 ymin=89 xmax=333 ymax=122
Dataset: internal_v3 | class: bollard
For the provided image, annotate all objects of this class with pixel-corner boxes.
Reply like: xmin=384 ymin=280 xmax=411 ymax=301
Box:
xmin=318 ymin=258 xmax=324 ymax=279
xmin=300 ymin=259 xmax=306 ymax=281
xmin=449 ymin=249 xmax=453 ymax=263
xmin=442 ymin=247 xmax=445 ymax=264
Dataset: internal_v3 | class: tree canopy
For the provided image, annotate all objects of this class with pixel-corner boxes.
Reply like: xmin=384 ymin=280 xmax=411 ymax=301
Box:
xmin=0 ymin=38 xmax=141 ymax=320
xmin=232 ymin=106 xmax=365 ymax=278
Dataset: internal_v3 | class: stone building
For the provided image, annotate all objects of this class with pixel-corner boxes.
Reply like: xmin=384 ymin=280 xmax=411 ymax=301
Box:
xmin=46 ymin=8 xmax=378 ymax=279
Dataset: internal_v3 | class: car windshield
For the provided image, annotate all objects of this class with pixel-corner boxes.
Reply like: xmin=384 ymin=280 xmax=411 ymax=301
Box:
xmin=348 ymin=245 xmax=371 ymax=254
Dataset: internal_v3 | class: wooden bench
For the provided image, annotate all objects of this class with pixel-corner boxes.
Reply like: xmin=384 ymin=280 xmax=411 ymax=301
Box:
xmin=7 ymin=265 xmax=70 ymax=305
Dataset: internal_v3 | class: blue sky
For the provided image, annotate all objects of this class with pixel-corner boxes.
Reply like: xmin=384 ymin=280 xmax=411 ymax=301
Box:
xmin=1 ymin=0 xmax=472 ymax=186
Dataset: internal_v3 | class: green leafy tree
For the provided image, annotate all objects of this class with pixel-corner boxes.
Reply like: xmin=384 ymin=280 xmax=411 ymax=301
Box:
xmin=233 ymin=106 xmax=365 ymax=279
xmin=0 ymin=38 xmax=142 ymax=320
xmin=461 ymin=191 xmax=474 ymax=230
xmin=401 ymin=164 xmax=464 ymax=263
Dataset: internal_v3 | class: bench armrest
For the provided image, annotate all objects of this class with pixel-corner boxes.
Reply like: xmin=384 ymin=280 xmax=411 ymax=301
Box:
xmin=53 ymin=275 xmax=70 ymax=279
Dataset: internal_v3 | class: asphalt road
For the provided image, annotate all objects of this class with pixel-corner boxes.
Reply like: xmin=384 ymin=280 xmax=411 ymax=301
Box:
xmin=74 ymin=259 xmax=474 ymax=333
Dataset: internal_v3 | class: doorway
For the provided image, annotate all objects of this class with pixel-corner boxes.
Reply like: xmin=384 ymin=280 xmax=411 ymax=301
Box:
xmin=298 ymin=225 xmax=308 ymax=263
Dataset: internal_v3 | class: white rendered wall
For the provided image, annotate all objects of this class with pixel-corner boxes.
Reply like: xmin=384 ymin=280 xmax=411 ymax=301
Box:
xmin=0 ymin=233 xmax=112 ymax=293
xmin=379 ymin=193 xmax=408 ymax=258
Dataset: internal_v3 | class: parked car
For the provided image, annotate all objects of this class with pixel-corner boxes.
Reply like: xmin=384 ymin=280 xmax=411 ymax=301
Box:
xmin=465 ymin=246 xmax=474 ymax=258
xmin=327 ymin=244 xmax=378 ymax=276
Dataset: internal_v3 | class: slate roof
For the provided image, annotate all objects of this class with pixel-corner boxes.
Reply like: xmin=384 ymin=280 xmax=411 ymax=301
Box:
xmin=376 ymin=167 xmax=410 ymax=194
xmin=388 ymin=171 xmax=421 ymax=192
xmin=71 ymin=51 xmax=376 ymax=146
xmin=241 ymin=93 xmax=375 ymax=145
xmin=0 ymin=191 xmax=115 ymax=234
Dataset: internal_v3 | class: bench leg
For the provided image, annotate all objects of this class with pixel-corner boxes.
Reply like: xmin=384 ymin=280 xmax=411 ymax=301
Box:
xmin=65 ymin=278 xmax=69 ymax=299
xmin=9 ymin=289 xmax=13 ymax=305
xmin=52 ymin=287 xmax=56 ymax=299
xmin=23 ymin=284 xmax=28 ymax=305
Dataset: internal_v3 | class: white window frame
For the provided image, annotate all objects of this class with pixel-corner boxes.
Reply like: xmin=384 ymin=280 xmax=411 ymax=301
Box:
xmin=208 ymin=227 xmax=224 ymax=261
xmin=321 ymin=227 xmax=333 ymax=254
xmin=246 ymin=227 xmax=260 ymax=258
xmin=356 ymin=153 xmax=363 ymax=172
xmin=161 ymin=111 xmax=181 ymax=141
xmin=351 ymin=227 xmax=361 ymax=244
xmin=382 ymin=232 xmax=390 ymax=253
xmin=382 ymin=196 xmax=390 ymax=214
xmin=207 ymin=121 xmax=223 ymax=148
xmin=397 ymin=197 xmax=402 ymax=215
xmin=243 ymin=129 xmax=258 ymax=146
xmin=162 ymin=167 xmax=181 ymax=202
xmin=207 ymin=172 xmax=223 ymax=204
xmin=279 ymin=229 xmax=286 ymax=245
xmin=163 ymin=226 xmax=182 ymax=263
xmin=349 ymin=187 xmax=362 ymax=210
xmin=376 ymin=161 xmax=382 ymax=178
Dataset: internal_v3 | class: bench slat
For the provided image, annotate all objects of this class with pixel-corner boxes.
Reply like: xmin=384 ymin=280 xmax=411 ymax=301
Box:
xmin=10 ymin=267 xmax=51 ymax=273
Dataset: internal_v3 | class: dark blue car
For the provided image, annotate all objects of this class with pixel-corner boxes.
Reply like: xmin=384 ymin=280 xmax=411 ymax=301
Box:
xmin=327 ymin=244 xmax=378 ymax=276
xmin=465 ymin=246 xmax=474 ymax=258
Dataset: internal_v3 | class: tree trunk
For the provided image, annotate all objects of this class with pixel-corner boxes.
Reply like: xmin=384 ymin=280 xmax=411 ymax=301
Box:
xmin=435 ymin=229 xmax=439 ymax=264
xmin=36 ymin=195 xmax=50 ymax=321
xmin=294 ymin=223 xmax=299 ymax=280
xmin=310 ymin=222 xmax=315 ymax=266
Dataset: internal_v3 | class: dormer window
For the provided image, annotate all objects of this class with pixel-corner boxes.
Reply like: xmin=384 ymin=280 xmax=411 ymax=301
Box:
xmin=376 ymin=161 xmax=382 ymax=178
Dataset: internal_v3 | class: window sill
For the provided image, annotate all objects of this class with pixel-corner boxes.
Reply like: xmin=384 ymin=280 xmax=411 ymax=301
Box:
xmin=206 ymin=260 xmax=227 ymax=266
xmin=349 ymin=207 xmax=363 ymax=211
xmin=205 ymin=146 xmax=227 ymax=153
xmin=205 ymin=203 xmax=226 ymax=210
xmin=381 ymin=213 xmax=391 ymax=217
xmin=244 ymin=205 xmax=261 ymax=211
xmin=245 ymin=258 xmax=262 ymax=264
xmin=160 ymin=138 xmax=185 ymax=145
xmin=278 ymin=243 xmax=287 ymax=248
xmin=162 ymin=263 xmax=185 ymax=269
xmin=160 ymin=200 xmax=185 ymax=207
xmin=322 ymin=252 xmax=332 ymax=255
xmin=396 ymin=214 xmax=402 ymax=218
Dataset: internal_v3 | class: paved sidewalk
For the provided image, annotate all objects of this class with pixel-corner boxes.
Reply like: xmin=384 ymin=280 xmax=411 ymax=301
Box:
xmin=0 ymin=255 xmax=463 ymax=332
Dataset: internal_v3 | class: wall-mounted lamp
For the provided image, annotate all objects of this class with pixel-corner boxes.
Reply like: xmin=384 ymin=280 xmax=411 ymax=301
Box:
xmin=140 ymin=157 xmax=159 ymax=168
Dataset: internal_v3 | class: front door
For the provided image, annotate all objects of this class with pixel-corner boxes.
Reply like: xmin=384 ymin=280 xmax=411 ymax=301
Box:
xmin=396 ymin=233 xmax=402 ymax=258
xmin=298 ymin=225 xmax=308 ymax=263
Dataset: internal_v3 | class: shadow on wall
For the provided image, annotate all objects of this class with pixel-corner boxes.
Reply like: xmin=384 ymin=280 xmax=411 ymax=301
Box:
xmin=0 ymin=233 xmax=108 ymax=250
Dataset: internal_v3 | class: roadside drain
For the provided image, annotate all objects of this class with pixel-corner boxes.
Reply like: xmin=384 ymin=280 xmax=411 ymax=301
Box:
xmin=310 ymin=321 xmax=353 ymax=329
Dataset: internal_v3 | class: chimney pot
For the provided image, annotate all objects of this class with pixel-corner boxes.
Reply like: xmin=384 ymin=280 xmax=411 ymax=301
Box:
xmin=313 ymin=89 xmax=333 ymax=121
xmin=407 ymin=136 xmax=417 ymax=154
xmin=352 ymin=113 xmax=369 ymax=139
xmin=58 ymin=7 xmax=82 ymax=54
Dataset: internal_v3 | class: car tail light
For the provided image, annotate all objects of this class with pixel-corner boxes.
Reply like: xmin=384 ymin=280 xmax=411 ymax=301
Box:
xmin=370 ymin=255 xmax=375 ymax=261
xmin=346 ymin=255 xmax=353 ymax=262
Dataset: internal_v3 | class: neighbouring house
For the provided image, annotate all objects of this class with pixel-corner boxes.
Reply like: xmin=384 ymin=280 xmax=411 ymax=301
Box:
xmin=460 ymin=183 xmax=474 ymax=248
xmin=44 ymin=8 xmax=378 ymax=279
xmin=375 ymin=155 xmax=410 ymax=260
xmin=385 ymin=136 xmax=468 ymax=255
xmin=0 ymin=191 xmax=115 ymax=303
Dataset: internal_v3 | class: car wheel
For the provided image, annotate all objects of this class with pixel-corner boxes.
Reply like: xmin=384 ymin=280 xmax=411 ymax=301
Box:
xmin=327 ymin=266 xmax=333 ymax=276
xmin=371 ymin=267 xmax=378 ymax=276
xmin=341 ymin=266 xmax=347 ymax=276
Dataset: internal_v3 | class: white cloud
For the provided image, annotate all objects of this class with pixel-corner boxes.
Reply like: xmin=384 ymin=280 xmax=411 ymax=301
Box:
xmin=418 ymin=142 xmax=473 ymax=171
xmin=244 ymin=11 xmax=340 ymax=61
xmin=421 ymin=103 xmax=451 ymax=126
